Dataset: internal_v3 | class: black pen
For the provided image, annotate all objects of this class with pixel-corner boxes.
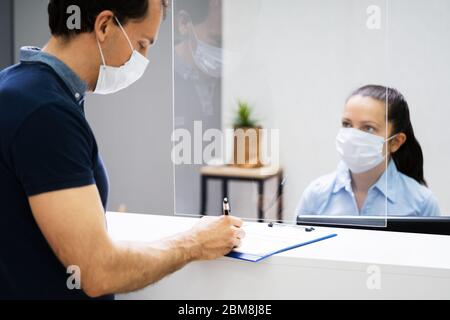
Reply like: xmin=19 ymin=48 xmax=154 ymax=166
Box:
xmin=223 ymin=197 xmax=230 ymax=216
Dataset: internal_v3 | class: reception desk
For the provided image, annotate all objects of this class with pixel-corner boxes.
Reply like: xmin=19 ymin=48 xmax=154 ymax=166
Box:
xmin=106 ymin=212 xmax=450 ymax=300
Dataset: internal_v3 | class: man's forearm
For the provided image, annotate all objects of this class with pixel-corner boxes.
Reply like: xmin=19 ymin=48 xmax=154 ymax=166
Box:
xmin=85 ymin=231 xmax=200 ymax=297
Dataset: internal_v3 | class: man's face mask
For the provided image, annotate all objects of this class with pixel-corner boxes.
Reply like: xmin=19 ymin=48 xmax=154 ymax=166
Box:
xmin=94 ymin=17 xmax=149 ymax=95
xmin=188 ymin=23 xmax=223 ymax=79
xmin=336 ymin=128 xmax=398 ymax=174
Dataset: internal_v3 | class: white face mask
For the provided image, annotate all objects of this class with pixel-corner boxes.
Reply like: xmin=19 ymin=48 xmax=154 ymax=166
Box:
xmin=94 ymin=17 xmax=149 ymax=95
xmin=189 ymin=26 xmax=223 ymax=78
xmin=336 ymin=128 xmax=398 ymax=174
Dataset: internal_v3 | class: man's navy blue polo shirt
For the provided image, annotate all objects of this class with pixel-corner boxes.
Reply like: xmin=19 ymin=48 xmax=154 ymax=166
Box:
xmin=0 ymin=47 xmax=113 ymax=300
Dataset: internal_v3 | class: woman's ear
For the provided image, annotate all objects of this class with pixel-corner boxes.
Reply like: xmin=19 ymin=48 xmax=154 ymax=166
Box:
xmin=390 ymin=133 xmax=407 ymax=154
xmin=94 ymin=10 xmax=115 ymax=43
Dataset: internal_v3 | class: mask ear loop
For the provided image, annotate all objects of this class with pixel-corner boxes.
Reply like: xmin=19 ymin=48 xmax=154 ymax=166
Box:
xmin=385 ymin=133 xmax=400 ymax=159
xmin=187 ymin=21 xmax=199 ymax=58
xmin=385 ymin=133 xmax=399 ymax=143
xmin=182 ymin=13 xmax=199 ymax=46
xmin=97 ymin=39 xmax=107 ymax=66
xmin=114 ymin=16 xmax=135 ymax=52
xmin=190 ymin=22 xmax=201 ymax=43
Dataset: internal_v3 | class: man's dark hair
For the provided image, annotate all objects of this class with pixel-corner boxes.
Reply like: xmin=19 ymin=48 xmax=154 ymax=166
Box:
xmin=48 ymin=0 xmax=169 ymax=38
xmin=173 ymin=0 xmax=211 ymax=42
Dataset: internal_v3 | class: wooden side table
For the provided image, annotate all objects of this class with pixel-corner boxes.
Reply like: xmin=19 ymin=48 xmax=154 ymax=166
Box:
xmin=200 ymin=165 xmax=284 ymax=222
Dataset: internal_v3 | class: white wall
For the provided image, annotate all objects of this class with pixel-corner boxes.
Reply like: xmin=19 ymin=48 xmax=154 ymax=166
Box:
xmin=388 ymin=0 xmax=450 ymax=215
xmin=222 ymin=0 xmax=450 ymax=219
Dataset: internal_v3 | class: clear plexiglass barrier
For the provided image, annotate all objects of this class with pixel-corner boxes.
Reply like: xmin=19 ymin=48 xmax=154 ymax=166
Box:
xmin=172 ymin=0 xmax=450 ymax=227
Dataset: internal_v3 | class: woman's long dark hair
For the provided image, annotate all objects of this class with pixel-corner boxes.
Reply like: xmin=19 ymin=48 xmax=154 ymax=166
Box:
xmin=348 ymin=85 xmax=427 ymax=186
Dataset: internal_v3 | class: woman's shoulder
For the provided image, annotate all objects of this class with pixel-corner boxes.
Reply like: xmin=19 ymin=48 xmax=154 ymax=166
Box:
xmin=397 ymin=172 xmax=432 ymax=200
xmin=296 ymin=171 xmax=338 ymax=216
xmin=395 ymin=170 xmax=440 ymax=215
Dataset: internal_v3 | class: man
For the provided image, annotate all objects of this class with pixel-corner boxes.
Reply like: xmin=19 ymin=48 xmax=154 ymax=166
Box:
xmin=0 ymin=0 xmax=244 ymax=300
xmin=173 ymin=0 xmax=223 ymax=215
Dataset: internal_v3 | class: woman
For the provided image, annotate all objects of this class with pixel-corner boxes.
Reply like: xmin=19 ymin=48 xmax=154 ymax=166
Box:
xmin=296 ymin=85 xmax=440 ymax=217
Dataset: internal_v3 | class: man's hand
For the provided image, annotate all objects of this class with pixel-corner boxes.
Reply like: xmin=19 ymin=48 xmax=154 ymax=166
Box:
xmin=28 ymin=184 xmax=246 ymax=297
xmin=188 ymin=216 xmax=246 ymax=261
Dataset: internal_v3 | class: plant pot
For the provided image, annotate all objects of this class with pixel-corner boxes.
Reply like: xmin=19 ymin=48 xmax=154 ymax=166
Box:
xmin=233 ymin=126 xmax=264 ymax=168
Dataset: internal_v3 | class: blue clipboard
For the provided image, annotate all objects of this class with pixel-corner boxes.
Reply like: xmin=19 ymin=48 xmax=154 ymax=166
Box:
xmin=226 ymin=233 xmax=337 ymax=263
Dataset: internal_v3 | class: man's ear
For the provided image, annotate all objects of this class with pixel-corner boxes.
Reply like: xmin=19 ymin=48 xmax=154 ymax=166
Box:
xmin=390 ymin=133 xmax=407 ymax=154
xmin=94 ymin=10 xmax=115 ymax=42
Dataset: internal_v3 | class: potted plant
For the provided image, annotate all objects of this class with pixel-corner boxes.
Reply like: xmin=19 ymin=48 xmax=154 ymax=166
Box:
xmin=232 ymin=101 xmax=263 ymax=168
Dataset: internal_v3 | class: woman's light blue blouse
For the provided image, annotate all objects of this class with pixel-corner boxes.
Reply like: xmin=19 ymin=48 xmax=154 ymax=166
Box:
xmin=296 ymin=161 xmax=440 ymax=217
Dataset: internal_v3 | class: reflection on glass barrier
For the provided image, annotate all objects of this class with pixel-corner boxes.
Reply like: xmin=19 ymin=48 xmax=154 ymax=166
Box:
xmin=172 ymin=0 xmax=449 ymax=227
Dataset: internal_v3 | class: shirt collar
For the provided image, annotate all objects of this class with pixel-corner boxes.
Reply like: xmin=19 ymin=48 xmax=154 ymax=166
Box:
xmin=333 ymin=162 xmax=353 ymax=194
xmin=20 ymin=46 xmax=87 ymax=103
xmin=333 ymin=160 xmax=398 ymax=203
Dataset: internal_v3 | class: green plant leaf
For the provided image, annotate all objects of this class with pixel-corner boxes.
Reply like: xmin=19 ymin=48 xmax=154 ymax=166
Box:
xmin=233 ymin=100 xmax=259 ymax=128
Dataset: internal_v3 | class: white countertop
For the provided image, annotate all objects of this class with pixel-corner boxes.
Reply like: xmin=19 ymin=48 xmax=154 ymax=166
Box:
xmin=107 ymin=212 xmax=450 ymax=273
xmin=106 ymin=212 xmax=450 ymax=299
